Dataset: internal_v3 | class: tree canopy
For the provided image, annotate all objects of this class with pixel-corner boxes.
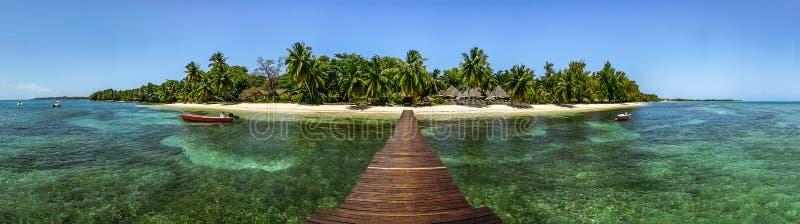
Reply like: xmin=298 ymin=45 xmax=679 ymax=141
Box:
xmin=90 ymin=44 xmax=659 ymax=104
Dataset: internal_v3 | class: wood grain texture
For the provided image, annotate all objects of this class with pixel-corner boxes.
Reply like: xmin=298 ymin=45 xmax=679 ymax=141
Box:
xmin=307 ymin=110 xmax=501 ymax=224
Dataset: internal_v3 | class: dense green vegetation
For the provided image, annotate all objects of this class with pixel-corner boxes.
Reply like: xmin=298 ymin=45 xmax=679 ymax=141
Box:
xmin=90 ymin=42 xmax=658 ymax=104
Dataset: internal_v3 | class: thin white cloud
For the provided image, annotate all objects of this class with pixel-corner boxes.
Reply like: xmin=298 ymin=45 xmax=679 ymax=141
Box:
xmin=15 ymin=83 xmax=51 ymax=92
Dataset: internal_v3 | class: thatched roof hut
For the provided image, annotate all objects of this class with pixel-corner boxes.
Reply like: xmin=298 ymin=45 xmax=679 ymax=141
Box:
xmin=461 ymin=88 xmax=484 ymax=99
xmin=489 ymin=86 xmax=508 ymax=99
xmin=441 ymin=86 xmax=460 ymax=98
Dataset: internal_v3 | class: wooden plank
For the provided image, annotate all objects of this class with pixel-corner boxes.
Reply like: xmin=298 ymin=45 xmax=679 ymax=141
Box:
xmin=307 ymin=110 xmax=501 ymax=224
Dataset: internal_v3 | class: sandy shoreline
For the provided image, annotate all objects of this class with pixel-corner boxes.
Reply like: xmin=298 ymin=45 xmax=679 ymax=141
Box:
xmin=156 ymin=102 xmax=646 ymax=117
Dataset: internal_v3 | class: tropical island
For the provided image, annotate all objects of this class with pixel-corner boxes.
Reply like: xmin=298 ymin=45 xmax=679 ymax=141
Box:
xmin=7 ymin=0 xmax=800 ymax=223
xmin=90 ymin=42 xmax=658 ymax=114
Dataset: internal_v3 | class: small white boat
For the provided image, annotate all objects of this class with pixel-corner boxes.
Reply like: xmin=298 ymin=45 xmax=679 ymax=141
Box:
xmin=17 ymin=101 xmax=23 ymax=108
xmin=52 ymin=101 xmax=61 ymax=107
xmin=615 ymin=112 xmax=632 ymax=121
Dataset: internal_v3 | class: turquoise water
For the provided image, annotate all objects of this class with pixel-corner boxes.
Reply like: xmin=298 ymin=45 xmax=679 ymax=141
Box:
xmin=1 ymin=100 xmax=799 ymax=223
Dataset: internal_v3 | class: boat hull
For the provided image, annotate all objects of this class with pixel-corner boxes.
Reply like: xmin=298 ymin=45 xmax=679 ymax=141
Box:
xmin=180 ymin=114 xmax=233 ymax=122
xmin=615 ymin=115 xmax=632 ymax=121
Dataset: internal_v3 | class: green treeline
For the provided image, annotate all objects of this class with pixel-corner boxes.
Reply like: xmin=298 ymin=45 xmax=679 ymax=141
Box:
xmin=90 ymin=42 xmax=659 ymax=104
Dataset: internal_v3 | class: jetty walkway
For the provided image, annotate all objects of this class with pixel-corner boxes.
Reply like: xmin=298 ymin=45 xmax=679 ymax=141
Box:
xmin=307 ymin=110 xmax=501 ymax=223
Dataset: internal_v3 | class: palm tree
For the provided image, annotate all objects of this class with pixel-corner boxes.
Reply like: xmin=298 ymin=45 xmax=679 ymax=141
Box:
xmin=441 ymin=67 xmax=462 ymax=88
xmin=406 ymin=50 xmax=426 ymax=68
xmin=618 ymin=72 xmax=639 ymax=102
xmin=207 ymin=52 xmax=233 ymax=100
xmin=285 ymin=42 xmax=326 ymax=103
xmin=182 ymin=61 xmax=206 ymax=102
xmin=422 ymin=69 xmax=445 ymax=97
xmin=184 ymin=62 xmax=203 ymax=83
xmin=459 ymin=47 xmax=492 ymax=103
xmin=481 ymin=75 xmax=499 ymax=96
xmin=334 ymin=53 xmax=367 ymax=102
xmin=339 ymin=71 xmax=366 ymax=102
xmin=566 ymin=61 xmax=590 ymax=103
xmin=160 ymin=79 xmax=181 ymax=103
xmin=396 ymin=50 xmax=426 ymax=103
xmin=304 ymin=58 xmax=327 ymax=103
xmin=422 ymin=73 xmax=445 ymax=97
xmin=541 ymin=62 xmax=556 ymax=102
xmin=362 ymin=56 xmax=398 ymax=104
xmin=285 ymin=42 xmax=314 ymax=86
xmin=505 ymin=65 xmax=536 ymax=104
xmin=553 ymin=61 xmax=590 ymax=104
xmin=595 ymin=62 xmax=628 ymax=103
xmin=209 ymin=52 xmax=228 ymax=71
xmin=611 ymin=71 xmax=626 ymax=102
xmin=192 ymin=77 xmax=215 ymax=103
xmin=584 ymin=75 xmax=600 ymax=103
xmin=553 ymin=71 xmax=570 ymax=104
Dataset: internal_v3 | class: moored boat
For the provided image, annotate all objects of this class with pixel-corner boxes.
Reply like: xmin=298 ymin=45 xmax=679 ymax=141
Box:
xmin=180 ymin=113 xmax=234 ymax=122
xmin=615 ymin=112 xmax=632 ymax=121
xmin=52 ymin=101 xmax=61 ymax=107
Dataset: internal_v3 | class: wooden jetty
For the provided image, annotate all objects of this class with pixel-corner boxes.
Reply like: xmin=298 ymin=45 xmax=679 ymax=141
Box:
xmin=307 ymin=110 xmax=501 ymax=223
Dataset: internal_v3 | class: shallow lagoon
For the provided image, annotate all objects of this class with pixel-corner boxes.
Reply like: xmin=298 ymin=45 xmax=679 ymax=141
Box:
xmin=1 ymin=101 xmax=799 ymax=223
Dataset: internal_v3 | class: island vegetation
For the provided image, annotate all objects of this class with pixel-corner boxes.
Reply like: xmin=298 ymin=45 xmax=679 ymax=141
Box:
xmin=90 ymin=42 xmax=659 ymax=105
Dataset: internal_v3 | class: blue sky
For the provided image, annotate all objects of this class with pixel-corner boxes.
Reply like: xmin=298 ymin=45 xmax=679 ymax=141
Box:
xmin=1 ymin=0 xmax=798 ymax=100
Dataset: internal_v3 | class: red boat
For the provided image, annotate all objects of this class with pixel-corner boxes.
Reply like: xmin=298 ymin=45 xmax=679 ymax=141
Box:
xmin=180 ymin=113 xmax=233 ymax=122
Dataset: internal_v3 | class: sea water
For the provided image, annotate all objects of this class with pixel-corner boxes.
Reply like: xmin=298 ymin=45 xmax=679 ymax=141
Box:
xmin=1 ymin=100 xmax=798 ymax=223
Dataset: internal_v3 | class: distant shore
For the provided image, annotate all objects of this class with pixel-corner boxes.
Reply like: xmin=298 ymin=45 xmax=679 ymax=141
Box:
xmin=156 ymin=102 xmax=646 ymax=117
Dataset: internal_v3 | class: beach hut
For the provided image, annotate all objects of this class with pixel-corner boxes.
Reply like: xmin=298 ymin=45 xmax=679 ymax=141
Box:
xmin=457 ymin=87 xmax=485 ymax=105
xmin=461 ymin=87 xmax=484 ymax=99
xmin=441 ymin=86 xmax=460 ymax=99
xmin=489 ymin=86 xmax=508 ymax=101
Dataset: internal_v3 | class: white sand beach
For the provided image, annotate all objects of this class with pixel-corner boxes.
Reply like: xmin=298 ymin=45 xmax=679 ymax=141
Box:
xmin=157 ymin=102 xmax=646 ymax=117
